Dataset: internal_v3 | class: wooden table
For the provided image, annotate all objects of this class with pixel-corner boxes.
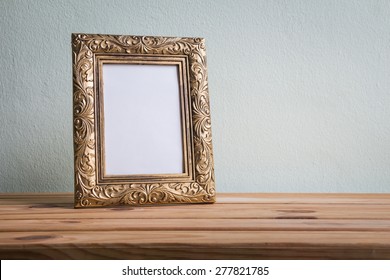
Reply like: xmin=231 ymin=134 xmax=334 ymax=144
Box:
xmin=0 ymin=193 xmax=389 ymax=259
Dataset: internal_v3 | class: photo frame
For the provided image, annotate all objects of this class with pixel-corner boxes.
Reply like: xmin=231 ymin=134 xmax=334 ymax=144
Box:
xmin=72 ymin=33 xmax=215 ymax=207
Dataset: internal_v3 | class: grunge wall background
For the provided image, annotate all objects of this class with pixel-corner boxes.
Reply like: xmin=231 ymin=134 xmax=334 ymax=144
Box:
xmin=1 ymin=0 xmax=389 ymax=192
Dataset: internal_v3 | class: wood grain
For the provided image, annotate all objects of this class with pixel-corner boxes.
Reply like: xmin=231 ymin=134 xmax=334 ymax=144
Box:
xmin=1 ymin=193 xmax=390 ymax=259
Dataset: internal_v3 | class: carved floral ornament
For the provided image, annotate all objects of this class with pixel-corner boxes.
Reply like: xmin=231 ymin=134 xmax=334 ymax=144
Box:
xmin=72 ymin=34 xmax=215 ymax=207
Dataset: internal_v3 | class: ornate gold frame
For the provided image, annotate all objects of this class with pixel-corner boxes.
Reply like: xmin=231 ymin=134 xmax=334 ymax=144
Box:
xmin=72 ymin=33 xmax=215 ymax=207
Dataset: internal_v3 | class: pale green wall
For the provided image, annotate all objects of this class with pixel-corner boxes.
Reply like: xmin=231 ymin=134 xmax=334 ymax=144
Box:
xmin=1 ymin=0 xmax=389 ymax=192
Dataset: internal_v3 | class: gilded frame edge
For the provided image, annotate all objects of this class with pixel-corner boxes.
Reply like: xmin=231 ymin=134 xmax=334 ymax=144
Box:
xmin=72 ymin=33 xmax=215 ymax=207
xmin=95 ymin=55 xmax=194 ymax=184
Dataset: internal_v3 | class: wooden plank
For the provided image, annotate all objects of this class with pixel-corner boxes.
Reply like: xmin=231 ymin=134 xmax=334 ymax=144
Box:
xmin=1 ymin=218 xmax=390 ymax=232
xmin=2 ymin=193 xmax=390 ymax=205
xmin=2 ymin=246 xmax=390 ymax=260
xmin=218 ymin=193 xmax=390 ymax=205
xmin=1 ymin=193 xmax=390 ymax=259
xmin=3 ymin=201 xmax=390 ymax=211
xmin=1 ymin=204 xmax=389 ymax=220
xmin=0 ymin=230 xmax=389 ymax=259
